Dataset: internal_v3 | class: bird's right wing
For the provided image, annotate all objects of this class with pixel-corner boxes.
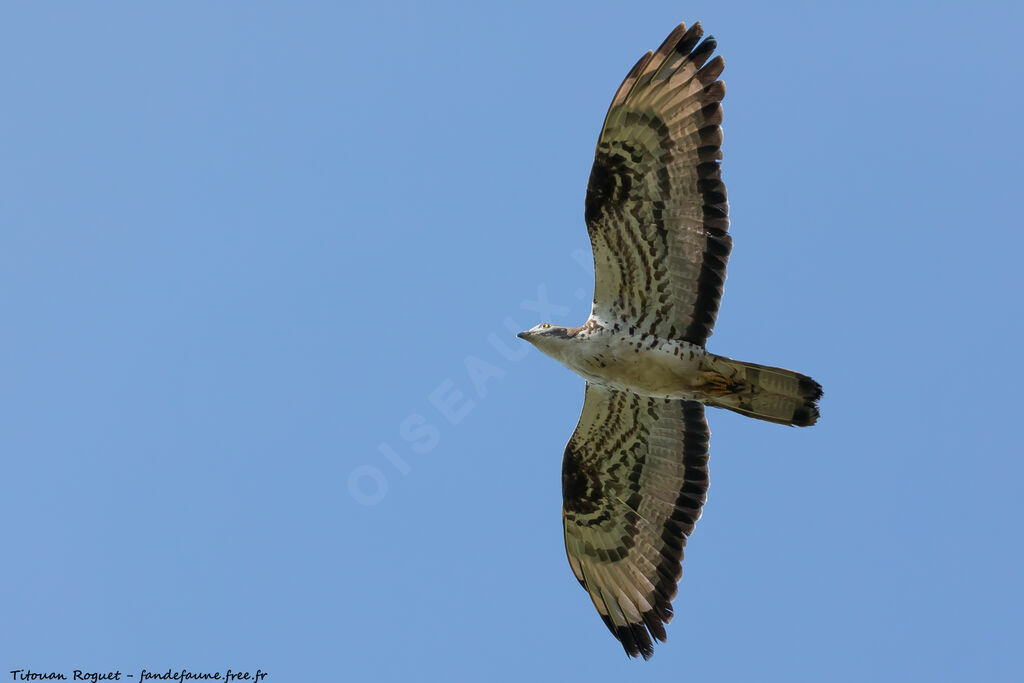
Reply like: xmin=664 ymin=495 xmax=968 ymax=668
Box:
xmin=562 ymin=382 xmax=710 ymax=659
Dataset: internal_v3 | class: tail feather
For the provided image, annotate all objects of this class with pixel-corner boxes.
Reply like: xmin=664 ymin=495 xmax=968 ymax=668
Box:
xmin=702 ymin=356 xmax=822 ymax=427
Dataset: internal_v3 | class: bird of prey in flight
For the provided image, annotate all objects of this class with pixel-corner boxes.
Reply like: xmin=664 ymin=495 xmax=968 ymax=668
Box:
xmin=518 ymin=21 xmax=822 ymax=659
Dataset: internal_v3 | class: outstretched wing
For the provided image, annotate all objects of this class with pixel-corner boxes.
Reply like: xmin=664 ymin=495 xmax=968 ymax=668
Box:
xmin=584 ymin=22 xmax=731 ymax=346
xmin=562 ymin=383 xmax=710 ymax=659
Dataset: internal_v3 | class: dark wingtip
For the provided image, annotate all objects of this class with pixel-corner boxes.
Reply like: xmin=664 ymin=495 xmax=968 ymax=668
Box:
xmin=672 ymin=22 xmax=704 ymax=57
xmin=615 ymin=623 xmax=655 ymax=660
xmin=600 ymin=612 xmax=662 ymax=660
xmin=641 ymin=609 xmax=668 ymax=643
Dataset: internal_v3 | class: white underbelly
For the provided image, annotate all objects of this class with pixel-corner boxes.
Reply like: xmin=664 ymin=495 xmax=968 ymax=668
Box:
xmin=561 ymin=336 xmax=708 ymax=399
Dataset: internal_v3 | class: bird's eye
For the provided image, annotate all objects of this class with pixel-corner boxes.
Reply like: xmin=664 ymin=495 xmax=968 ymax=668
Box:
xmin=543 ymin=323 xmax=550 ymax=328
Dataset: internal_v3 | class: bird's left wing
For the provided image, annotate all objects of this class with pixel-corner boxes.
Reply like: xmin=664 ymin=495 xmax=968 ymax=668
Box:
xmin=562 ymin=383 xmax=710 ymax=659
xmin=584 ymin=22 xmax=730 ymax=346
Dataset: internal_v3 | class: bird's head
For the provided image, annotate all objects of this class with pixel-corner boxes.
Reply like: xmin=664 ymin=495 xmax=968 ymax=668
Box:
xmin=517 ymin=323 xmax=572 ymax=355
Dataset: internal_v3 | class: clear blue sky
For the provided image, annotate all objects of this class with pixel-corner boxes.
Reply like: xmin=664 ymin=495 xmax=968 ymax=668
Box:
xmin=2 ymin=2 xmax=1022 ymax=681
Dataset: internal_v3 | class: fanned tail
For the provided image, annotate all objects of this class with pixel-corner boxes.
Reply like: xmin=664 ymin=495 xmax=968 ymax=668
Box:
xmin=701 ymin=355 xmax=822 ymax=427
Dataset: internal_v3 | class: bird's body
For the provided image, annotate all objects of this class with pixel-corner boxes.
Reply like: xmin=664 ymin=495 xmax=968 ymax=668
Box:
xmin=525 ymin=320 xmax=820 ymax=425
xmin=524 ymin=320 xmax=707 ymax=399
xmin=518 ymin=21 xmax=822 ymax=660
